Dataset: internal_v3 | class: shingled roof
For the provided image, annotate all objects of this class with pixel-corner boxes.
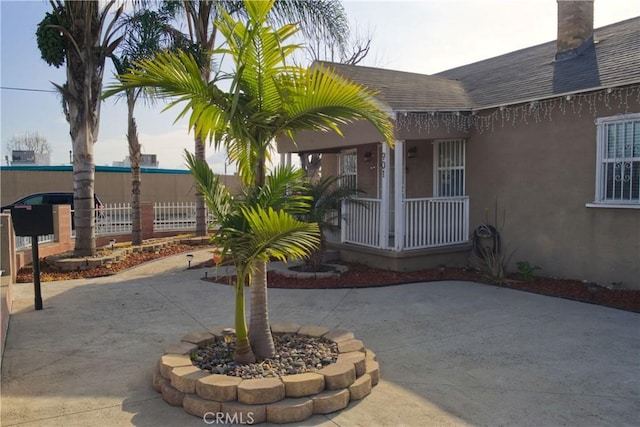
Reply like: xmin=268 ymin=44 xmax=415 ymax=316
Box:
xmin=318 ymin=16 xmax=639 ymax=112
xmin=316 ymin=61 xmax=471 ymax=111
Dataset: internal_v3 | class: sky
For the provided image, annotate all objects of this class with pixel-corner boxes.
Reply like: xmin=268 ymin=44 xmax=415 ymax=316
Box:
xmin=1 ymin=0 xmax=639 ymax=172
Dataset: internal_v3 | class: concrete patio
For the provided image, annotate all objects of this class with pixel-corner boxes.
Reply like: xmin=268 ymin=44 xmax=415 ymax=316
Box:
xmin=1 ymin=249 xmax=638 ymax=426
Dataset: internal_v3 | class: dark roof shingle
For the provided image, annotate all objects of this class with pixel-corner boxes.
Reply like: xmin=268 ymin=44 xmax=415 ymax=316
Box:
xmin=317 ymin=17 xmax=639 ymax=111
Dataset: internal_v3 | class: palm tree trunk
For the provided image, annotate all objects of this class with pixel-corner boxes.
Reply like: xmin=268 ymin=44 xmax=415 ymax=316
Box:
xmin=194 ymin=133 xmax=207 ymax=236
xmin=249 ymin=260 xmax=275 ymax=360
xmin=127 ymin=89 xmax=142 ymax=245
xmin=71 ymin=128 xmax=97 ymax=257
xmin=305 ymin=234 xmax=325 ymax=272
xmin=233 ymin=272 xmax=256 ymax=364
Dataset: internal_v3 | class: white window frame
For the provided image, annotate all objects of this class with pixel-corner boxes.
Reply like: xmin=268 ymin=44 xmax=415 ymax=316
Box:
xmin=588 ymin=113 xmax=640 ymax=209
xmin=433 ymin=139 xmax=466 ymax=197
xmin=339 ymin=149 xmax=357 ymax=190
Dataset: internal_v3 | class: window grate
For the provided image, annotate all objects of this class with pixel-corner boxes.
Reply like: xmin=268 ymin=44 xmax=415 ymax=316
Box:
xmin=434 ymin=139 xmax=465 ymax=197
xmin=596 ymin=114 xmax=640 ymax=204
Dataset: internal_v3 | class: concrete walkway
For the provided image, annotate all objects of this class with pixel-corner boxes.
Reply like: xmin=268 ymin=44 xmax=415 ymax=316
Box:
xmin=1 ymin=249 xmax=639 ymax=426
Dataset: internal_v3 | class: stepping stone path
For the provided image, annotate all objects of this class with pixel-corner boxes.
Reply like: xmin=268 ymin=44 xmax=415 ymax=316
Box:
xmin=154 ymin=324 xmax=380 ymax=424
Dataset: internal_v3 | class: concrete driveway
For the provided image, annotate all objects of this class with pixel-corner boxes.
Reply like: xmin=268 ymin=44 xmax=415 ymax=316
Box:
xmin=2 ymin=249 xmax=639 ymax=426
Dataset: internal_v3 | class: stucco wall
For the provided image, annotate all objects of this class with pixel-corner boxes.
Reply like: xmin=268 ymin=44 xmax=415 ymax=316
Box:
xmin=465 ymin=101 xmax=640 ymax=288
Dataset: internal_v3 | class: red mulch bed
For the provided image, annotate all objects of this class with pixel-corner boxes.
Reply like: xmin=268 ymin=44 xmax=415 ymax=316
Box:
xmin=17 ymin=251 xmax=640 ymax=313
xmin=201 ymin=262 xmax=640 ymax=313
xmin=16 ymin=244 xmax=200 ymax=283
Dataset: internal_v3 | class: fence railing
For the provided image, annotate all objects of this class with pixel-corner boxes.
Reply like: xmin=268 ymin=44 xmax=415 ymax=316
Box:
xmin=92 ymin=202 xmax=214 ymax=236
xmin=15 ymin=234 xmax=55 ymax=251
xmin=341 ymin=196 xmax=469 ymax=251
xmin=403 ymin=196 xmax=469 ymax=250
xmin=341 ymin=198 xmax=382 ymax=248
xmin=95 ymin=203 xmax=132 ymax=236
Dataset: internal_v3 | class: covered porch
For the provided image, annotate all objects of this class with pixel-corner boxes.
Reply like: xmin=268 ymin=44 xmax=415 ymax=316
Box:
xmin=337 ymin=138 xmax=468 ymax=251
xmin=282 ymin=134 xmax=472 ymax=270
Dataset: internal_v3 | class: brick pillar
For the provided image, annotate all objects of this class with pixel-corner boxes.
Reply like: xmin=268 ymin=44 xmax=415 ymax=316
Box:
xmin=0 ymin=213 xmax=16 ymax=282
xmin=53 ymin=205 xmax=73 ymax=245
xmin=141 ymin=203 xmax=154 ymax=241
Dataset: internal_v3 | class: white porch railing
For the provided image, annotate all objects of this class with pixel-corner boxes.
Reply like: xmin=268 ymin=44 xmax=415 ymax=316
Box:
xmin=342 ymin=196 xmax=469 ymax=250
xmin=341 ymin=198 xmax=382 ymax=248
xmin=403 ymin=196 xmax=469 ymax=249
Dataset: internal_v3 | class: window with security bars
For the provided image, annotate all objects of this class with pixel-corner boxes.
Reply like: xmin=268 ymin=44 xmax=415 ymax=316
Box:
xmin=339 ymin=149 xmax=357 ymax=189
xmin=434 ymin=139 xmax=465 ymax=197
xmin=595 ymin=114 xmax=640 ymax=204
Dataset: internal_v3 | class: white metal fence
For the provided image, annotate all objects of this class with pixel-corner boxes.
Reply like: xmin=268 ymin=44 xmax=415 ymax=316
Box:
xmin=95 ymin=203 xmax=132 ymax=235
xmin=14 ymin=202 xmax=214 ymax=250
xmin=92 ymin=202 xmax=214 ymax=236
xmin=403 ymin=196 xmax=469 ymax=249
xmin=15 ymin=234 xmax=55 ymax=251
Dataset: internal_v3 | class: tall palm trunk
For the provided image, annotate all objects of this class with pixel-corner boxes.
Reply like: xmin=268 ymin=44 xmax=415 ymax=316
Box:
xmin=234 ymin=268 xmax=256 ymax=364
xmin=65 ymin=1 xmax=105 ymax=257
xmin=194 ymin=133 xmax=207 ymax=236
xmin=249 ymin=152 xmax=275 ymax=360
xmin=249 ymin=260 xmax=275 ymax=359
xmin=127 ymin=89 xmax=142 ymax=245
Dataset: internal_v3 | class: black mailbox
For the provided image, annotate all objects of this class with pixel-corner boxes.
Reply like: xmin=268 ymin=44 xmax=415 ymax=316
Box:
xmin=10 ymin=205 xmax=54 ymax=236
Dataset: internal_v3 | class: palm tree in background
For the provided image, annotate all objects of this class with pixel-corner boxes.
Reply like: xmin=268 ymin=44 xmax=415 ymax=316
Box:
xmin=36 ymin=0 xmax=124 ymax=256
xmin=299 ymin=175 xmax=361 ymax=272
xmin=105 ymin=0 xmax=394 ymax=361
xmin=110 ymin=6 xmax=189 ymax=245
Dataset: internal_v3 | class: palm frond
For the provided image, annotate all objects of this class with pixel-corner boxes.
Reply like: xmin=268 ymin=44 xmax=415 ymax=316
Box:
xmin=184 ymin=150 xmax=232 ymax=223
xmin=241 ymin=206 xmax=320 ymax=263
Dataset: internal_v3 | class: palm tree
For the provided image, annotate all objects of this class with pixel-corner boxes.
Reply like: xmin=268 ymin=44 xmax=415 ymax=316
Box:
xmin=36 ymin=0 xmax=123 ymax=257
xmin=299 ymin=175 xmax=361 ymax=272
xmin=164 ymin=0 xmax=350 ymax=237
xmin=110 ymin=8 xmax=187 ymax=245
xmin=186 ymin=152 xmax=318 ymax=364
xmin=104 ymin=0 xmax=394 ymax=361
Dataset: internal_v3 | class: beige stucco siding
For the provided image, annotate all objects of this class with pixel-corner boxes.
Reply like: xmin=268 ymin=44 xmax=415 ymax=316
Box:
xmin=466 ymin=101 xmax=640 ymax=288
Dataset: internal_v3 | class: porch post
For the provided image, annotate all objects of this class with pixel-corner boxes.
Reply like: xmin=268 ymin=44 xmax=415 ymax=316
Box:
xmin=380 ymin=142 xmax=390 ymax=248
xmin=394 ymin=139 xmax=405 ymax=251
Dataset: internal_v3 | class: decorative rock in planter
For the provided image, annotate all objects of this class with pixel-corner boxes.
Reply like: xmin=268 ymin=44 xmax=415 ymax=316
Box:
xmin=154 ymin=325 xmax=380 ymax=424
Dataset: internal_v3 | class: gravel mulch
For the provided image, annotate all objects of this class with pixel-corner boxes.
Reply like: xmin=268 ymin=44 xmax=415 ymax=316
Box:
xmin=192 ymin=333 xmax=338 ymax=379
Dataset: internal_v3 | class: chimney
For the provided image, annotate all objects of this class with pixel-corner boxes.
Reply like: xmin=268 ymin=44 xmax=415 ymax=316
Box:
xmin=556 ymin=0 xmax=594 ymax=60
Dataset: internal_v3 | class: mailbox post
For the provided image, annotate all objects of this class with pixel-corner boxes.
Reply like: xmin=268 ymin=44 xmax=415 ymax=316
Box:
xmin=10 ymin=205 xmax=54 ymax=310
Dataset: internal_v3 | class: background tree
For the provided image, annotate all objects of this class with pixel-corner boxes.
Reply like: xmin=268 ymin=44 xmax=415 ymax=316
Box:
xmin=110 ymin=6 xmax=187 ymax=245
xmin=299 ymin=175 xmax=361 ymax=272
xmin=36 ymin=0 xmax=123 ymax=256
xmin=5 ymin=132 xmax=52 ymax=155
xmin=105 ymin=0 xmax=394 ymax=361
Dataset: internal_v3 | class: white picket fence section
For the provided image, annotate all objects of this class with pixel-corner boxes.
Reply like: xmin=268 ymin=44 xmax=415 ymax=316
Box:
xmin=403 ymin=197 xmax=469 ymax=249
xmin=341 ymin=198 xmax=382 ymax=248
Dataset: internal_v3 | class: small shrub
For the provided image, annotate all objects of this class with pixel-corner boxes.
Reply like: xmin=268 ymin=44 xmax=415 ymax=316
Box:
xmin=516 ymin=261 xmax=541 ymax=282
